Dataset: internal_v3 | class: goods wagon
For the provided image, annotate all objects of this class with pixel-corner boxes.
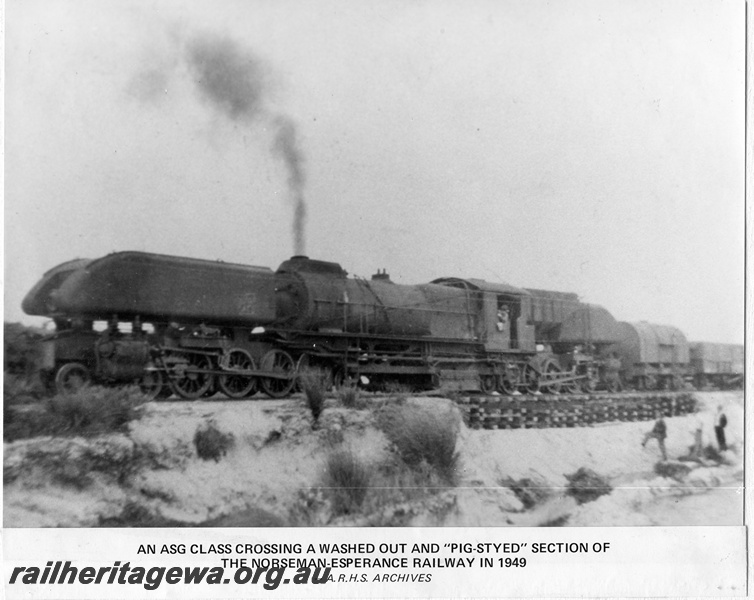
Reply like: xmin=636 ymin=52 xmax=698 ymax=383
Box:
xmin=611 ymin=321 xmax=689 ymax=390
xmin=689 ymin=342 xmax=744 ymax=389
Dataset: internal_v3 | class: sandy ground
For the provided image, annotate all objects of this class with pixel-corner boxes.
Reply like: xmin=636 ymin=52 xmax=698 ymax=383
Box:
xmin=3 ymin=391 xmax=743 ymax=527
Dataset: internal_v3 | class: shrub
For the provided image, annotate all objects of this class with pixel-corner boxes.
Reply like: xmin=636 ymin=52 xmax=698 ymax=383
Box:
xmin=564 ymin=467 xmax=612 ymax=505
xmin=654 ymin=461 xmax=692 ymax=481
xmin=4 ymin=374 xmax=47 ymax=406
xmin=383 ymin=380 xmax=413 ymax=400
xmin=4 ymin=322 xmax=45 ymax=376
xmin=702 ymin=444 xmax=723 ymax=462
xmin=4 ymin=385 xmax=149 ymax=440
xmin=201 ymin=506 xmax=287 ymax=527
xmin=502 ymin=477 xmax=550 ymax=509
xmin=4 ymin=404 xmax=61 ymax=442
xmin=299 ymin=368 xmax=328 ymax=422
xmin=46 ymin=386 xmax=148 ymax=435
xmin=538 ymin=515 xmax=570 ymax=527
xmin=323 ymin=449 xmax=371 ymax=515
xmin=436 ymin=386 xmax=462 ymax=402
xmin=378 ymin=404 xmax=460 ymax=484
xmin=194 ymin=423 xmax=234 ymax=462
xmin=337 ymin=385 xmax=360 ymax=408
xmin=99 ymin=503 xmax=185 ymax=528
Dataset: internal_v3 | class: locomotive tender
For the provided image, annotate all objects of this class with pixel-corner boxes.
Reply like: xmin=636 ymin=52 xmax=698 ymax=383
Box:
xmin=21 ymin=251 xmax=738 ymax=398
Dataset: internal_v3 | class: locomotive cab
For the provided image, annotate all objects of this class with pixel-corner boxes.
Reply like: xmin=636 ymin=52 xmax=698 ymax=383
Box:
xmin=430 ymin=277 xmax=534 ymax=353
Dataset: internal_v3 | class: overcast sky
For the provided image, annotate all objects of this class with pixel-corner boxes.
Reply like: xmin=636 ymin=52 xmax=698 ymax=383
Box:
xmin=4 ymin=0 xmax=745 ymax=343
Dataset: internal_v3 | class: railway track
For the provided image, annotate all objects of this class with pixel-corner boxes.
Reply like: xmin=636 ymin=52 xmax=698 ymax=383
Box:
xmin=454 ymin=391 xmax=696 ymax=430
xmin=153 ymin=388 xmax=696 ymax=432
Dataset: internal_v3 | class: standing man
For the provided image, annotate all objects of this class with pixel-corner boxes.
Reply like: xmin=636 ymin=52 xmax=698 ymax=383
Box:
xmin=691 ymin=414 xmax=704 ymax=459
xmin=642 ymin=413 xmax=668 ymax=461
xmin=714 ymin=405 xmax=728 ymax=452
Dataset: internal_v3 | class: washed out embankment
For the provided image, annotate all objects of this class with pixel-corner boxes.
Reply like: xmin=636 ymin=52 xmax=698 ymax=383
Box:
xmin=3 ymin=392 xmax=743 ymax=527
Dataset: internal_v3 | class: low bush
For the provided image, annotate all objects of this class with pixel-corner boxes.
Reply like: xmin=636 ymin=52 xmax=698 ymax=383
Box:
xmin=4 ymin=404 xmax=61 ymax=442
xmin=291 ymin=449 xmax=452 ymax=525
xmin=47 ymin=386 xmax=148 ymax=435
xmin=654 ymin=461 xmax=692 ymax=481
xmin=99 ymin=503 xmax=186 ymax=528
xmin=323 ymin=449 xmax=371 ymax=516
xmin=299 ymin=368 xmax=329 ymax=422
xmin=502 ymin=477 xmax=551 ymax=509
xmin=538 ymin=515 xmax=570 ymax=527
xmin=378 ymin=404 xmax=460 ymax=484
xmin=702 ymin=444 xmax=723 ymax=462
xmin=4 ymin=322 xmax=45 ymax=376
xmin=4 ymin=374 xmax=48 ymax=405
xmin=5 ymin=386 xmax=148 ymax=441
xmin=436 ymin=386 xmax=462 ymax=402
xmin=564 ymin=467 xmax=612 ymax=505
xmin=383 ymin=381 xmax=413 ymax=400
xmin=337 ymin=385 xmax=360 ymax=409
xmin=194 ymin=423 xmax=235 ymax=462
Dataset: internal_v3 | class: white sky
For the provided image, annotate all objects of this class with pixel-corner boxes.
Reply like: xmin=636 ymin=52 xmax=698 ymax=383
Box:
xmin=3 ymin=0 xmax=745 ymax=343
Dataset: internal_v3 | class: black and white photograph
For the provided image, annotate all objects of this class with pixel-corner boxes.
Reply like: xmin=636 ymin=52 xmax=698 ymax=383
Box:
xmin=2 ymin=0 xmax=746 ymax=596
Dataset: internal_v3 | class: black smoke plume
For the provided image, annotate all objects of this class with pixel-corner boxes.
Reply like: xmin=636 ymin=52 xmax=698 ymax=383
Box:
xmin=272 ymin=115 xmax=306 ymax=255
xmin=185 ymin=33 xmax=307 ymax=255
xmin=186 ymin=34 xmax=265 ymax=120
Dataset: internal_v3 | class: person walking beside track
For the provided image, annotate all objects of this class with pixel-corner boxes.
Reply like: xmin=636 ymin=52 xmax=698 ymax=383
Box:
xmin=642 ymin=413 xmax=668 ymax=461
xmin=714 ymin=405 xmax=728 ymax=452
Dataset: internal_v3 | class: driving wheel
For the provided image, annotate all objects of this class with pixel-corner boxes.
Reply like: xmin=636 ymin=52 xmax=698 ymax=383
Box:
xmin=260 ymin=349 xmax=295 ymax=398
xmin=218 ymin=348 xmax=257 ymax=399
xmin=172 ymin=353 xmax=214 ymax=400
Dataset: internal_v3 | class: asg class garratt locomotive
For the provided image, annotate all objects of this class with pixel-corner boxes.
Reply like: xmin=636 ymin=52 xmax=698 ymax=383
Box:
xmin=22 ymin=251 xmax=742 ymax=398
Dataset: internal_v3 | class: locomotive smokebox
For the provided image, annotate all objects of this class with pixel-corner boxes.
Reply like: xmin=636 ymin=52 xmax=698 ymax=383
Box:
xmin=274 ymin=257 xmax=430 ymax=335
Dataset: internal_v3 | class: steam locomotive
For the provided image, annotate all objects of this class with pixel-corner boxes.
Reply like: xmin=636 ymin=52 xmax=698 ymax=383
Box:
xmin=21 ymin=251 xmax=741 ymax=398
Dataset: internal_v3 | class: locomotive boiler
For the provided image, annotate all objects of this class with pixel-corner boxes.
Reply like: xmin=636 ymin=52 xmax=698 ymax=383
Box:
xmin=22 ymin=251 xmax=649 ymax=398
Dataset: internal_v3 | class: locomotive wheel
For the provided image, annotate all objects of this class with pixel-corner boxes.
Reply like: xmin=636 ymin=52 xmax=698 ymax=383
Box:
xmin=139 ymin=368 xmax=165 ymax=400
xmin=294 ymin=354 xmax=310 ymax=393
xmin=479 ymin=374 xmax=496 ymax=394
xmin=260 ymin=350 xmax=295 ymax=399
xmin=580 ymin=374 xmax=597 ymax=394
xmin=541 ymin=360 xmax=562 ymax=394
xmin=218 ymin=349 xmax=257 ymax=399
xmin=497 ymin=375 xmax=516 ymax=395
xmin=524 ymin=365 xmax=540 ymax=394
xmin=172 ymin=353 xmax=214 ymax=400
xmin=561 ymin=371 xmax=579 ymax=394
xmin=55 ymin=362 xmax=91 ymax=395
